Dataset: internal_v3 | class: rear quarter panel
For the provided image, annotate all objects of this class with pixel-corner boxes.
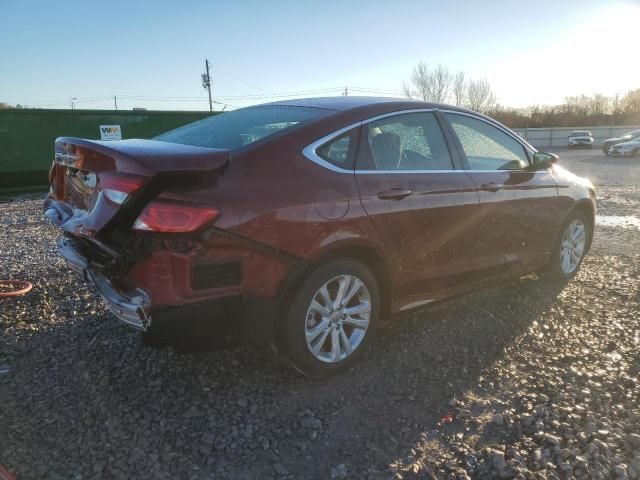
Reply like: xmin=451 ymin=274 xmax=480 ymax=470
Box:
xmin=157 ymin=128 xmax=394 ymax=289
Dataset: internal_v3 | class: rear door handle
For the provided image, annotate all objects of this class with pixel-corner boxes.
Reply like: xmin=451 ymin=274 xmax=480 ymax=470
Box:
xmin=480 ymin=182 xmax=504 ymax=192
xmin=377 ymin=188 xmax=413 ymax=200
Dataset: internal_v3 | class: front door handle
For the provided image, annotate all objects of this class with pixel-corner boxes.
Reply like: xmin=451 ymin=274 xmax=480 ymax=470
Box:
xmin=377 ymin=188 xmax=413 ymax=200
xmin=480 ymin=182 xmax=504 ymax=192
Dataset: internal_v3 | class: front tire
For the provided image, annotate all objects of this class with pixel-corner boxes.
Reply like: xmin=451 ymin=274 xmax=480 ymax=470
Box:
xmin=282 ymin=258 xmax=379 ymax=377
xmin=544 ymin=210 xmax=590 ymax=281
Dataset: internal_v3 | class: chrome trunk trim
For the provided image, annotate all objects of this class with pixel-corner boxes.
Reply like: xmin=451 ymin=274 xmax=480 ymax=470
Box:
xmin=87 ymin=269 xmax=151 ymax=331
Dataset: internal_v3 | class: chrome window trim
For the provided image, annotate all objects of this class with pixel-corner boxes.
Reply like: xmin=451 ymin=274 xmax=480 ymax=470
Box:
xmin=302 ymin=108 xmax=538 ymax=174
xmin=302 ymin=122 xmax=362 ymax=174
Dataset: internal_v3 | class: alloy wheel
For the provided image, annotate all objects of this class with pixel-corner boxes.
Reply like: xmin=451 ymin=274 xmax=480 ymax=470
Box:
xmin=560 ymin=219 xmax=586 ymax=274
xmin=304 ymin=275 xmax=371 ymax=363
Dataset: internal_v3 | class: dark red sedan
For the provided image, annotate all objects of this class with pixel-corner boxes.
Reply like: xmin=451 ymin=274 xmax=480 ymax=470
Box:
xmin=45 ymin=97 xmax=595 ymax=376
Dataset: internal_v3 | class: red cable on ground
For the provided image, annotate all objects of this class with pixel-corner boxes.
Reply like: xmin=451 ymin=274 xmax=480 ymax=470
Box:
xmin=0 ymin=463 xmax=16 ymax=480
xmin=0 ymin=280 xmax=33 ymax=298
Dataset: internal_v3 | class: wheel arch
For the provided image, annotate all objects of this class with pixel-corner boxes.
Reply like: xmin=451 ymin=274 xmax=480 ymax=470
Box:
xmin=567 ymin=199 xmax=595 ymax=253
xmin=276 ymin=242 xmax=392 ymax=325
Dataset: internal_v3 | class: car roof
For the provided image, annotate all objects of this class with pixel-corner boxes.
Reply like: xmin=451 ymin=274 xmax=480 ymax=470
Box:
xmin=263 ymin=96 xmax=453 ymax=112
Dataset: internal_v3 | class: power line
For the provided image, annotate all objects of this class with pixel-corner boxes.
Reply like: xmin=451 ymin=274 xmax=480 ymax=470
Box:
xmin=8 ymin=86 xmax=404 ymax=109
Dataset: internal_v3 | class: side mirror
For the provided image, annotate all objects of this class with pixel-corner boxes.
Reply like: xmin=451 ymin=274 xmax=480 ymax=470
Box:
xmin=532 ymin=152 xmax=559 ymax=169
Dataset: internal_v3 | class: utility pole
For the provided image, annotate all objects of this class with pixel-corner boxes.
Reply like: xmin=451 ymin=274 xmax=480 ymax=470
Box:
xmin=114 ymin=96 xmax=118 ymax=110
xmin=342 ymin=86 xmax=348 ymax=96
xmin=202 ymin=59 xmax=213 ymax=112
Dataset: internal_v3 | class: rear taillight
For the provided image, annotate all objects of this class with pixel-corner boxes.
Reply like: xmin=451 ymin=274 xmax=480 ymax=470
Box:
xmin=132 ymin=201 xmax=220 ymax=233
xmin=100 ymin=173 xmax=145 ymax=205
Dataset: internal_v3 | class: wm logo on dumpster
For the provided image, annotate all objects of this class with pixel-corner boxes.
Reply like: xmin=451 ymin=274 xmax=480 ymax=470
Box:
xmin=99 ymin=125 xmax=122 ymax=141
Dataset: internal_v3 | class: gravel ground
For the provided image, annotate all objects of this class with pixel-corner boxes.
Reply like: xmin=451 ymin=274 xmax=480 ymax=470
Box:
xmin=1 ymin=148 xmax=639 ymax=479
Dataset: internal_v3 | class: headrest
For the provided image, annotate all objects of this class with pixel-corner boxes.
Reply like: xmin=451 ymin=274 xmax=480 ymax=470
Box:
xmin=370 ymin=132 xmax=401 ymax=169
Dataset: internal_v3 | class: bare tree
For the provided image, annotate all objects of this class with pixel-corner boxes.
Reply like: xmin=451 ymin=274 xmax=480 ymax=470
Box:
xmin=404 ymin=61 xmax=431 ymax=101
xmin=404 ymin=62 xmax=452 ymax=103
xmin=452 ymin=72 xmax=465 ymax=107
xmin=611 ymin=93 xmax=622 ymax=115
xmin=563 ymin=95 xmax=591 ymax=116
xmin=430 ymin=64 xmax=452 ymax=103
xmin=402 ymin=81 xmax=414 ymax=100
xmin=621 ymin=88 xmax=640 ymax=114
xmin=589 ymin=93 xmax=610 ymax=115
xmin=466 ymin=78 xmax=496 ymax=113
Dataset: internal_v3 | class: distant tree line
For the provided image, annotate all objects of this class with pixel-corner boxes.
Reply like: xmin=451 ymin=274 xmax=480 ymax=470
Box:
xmin=403 ymin=62 xmax=640 ymax=127
xmin=5 ymin=71 xmax=640 ymax=127
xmin=488 ymin=90 xmax=640 ymax=128
xmin=0 ymin=102 xmax=28 ymax=109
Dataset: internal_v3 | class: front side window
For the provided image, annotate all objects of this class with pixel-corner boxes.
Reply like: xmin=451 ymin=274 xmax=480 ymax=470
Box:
xmin=155 ymin=105 xmax=331 ymax=150
xmin=445 ymin=113 xmax=528 ymax=171
xmin=358 ymin=112 xmax=453 ymax=171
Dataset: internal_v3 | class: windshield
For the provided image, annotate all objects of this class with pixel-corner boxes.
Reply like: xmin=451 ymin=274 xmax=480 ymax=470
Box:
xmin=154 ymin=105 xmax=332 ymax=149
xmin=571 ymin=131 xmax=591 ymax=137
xmin=620 ymin=131 xmax=640 ymax=141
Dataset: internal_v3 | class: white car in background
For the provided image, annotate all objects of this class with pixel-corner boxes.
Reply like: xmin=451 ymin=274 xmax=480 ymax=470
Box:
xmin=608 ymin=138 xmax=640 ymax=157
xmin=568 ymin=131 xmax=594 ymax=148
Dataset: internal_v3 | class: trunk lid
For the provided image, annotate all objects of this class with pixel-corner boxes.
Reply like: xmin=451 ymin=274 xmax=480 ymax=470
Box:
xmin=46 ymin=137 xmax=230 ymax=235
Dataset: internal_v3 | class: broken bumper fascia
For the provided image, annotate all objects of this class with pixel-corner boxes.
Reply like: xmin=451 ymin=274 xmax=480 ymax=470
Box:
xmin=57 ymin=237 xmax=152 ymax=331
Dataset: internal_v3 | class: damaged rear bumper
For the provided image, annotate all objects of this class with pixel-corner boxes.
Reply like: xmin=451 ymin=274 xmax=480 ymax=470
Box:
xmin=58 ymin=237 xmax=151 ymax=331
xmin=56 ymin=231 xmax=295 ymax=349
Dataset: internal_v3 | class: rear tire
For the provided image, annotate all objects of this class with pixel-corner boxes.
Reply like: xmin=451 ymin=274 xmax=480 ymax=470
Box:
xmin=281 ymin=258 xmax=379 ymax=377
xmin=544 ymin=210 xmax=590 ymax=281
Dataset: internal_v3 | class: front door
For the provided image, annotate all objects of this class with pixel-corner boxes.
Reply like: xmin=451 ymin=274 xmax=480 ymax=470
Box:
xmin=354 ymin=111 xmax=481 ymax=303
xmin=442 ymin=112 xmax=563 ymax=276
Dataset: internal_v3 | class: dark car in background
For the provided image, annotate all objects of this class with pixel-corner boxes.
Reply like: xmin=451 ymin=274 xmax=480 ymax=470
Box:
xmin=44 ymin=97 xmax=595 ymax=376
xmin=602 ymin=129 xmax=640 ymax=155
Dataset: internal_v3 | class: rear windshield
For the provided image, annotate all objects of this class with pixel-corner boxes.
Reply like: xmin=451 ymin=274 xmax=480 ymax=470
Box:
xmin=154 ymin=105 xmax=331 ymax=149
xmin=571 ymin=131 xmax=591 ymax=136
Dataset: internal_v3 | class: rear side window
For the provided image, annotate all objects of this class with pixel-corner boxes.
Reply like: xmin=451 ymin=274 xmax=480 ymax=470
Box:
xmin=358 ymin=112 xmax=453 ymax=171
xmin=155 ymin=105 xmax=331 ymax=150
xmin=317 ymin=128 xmax=360 ymax=169
xmin=445 ymin=113 xmax=528 ymax=170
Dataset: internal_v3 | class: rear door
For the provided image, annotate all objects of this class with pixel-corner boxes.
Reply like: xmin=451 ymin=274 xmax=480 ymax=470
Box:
xmin=442 ymin=112 xmax=563 ymax=276
xmin=354 ymin=110 xmax=481 ymax=296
